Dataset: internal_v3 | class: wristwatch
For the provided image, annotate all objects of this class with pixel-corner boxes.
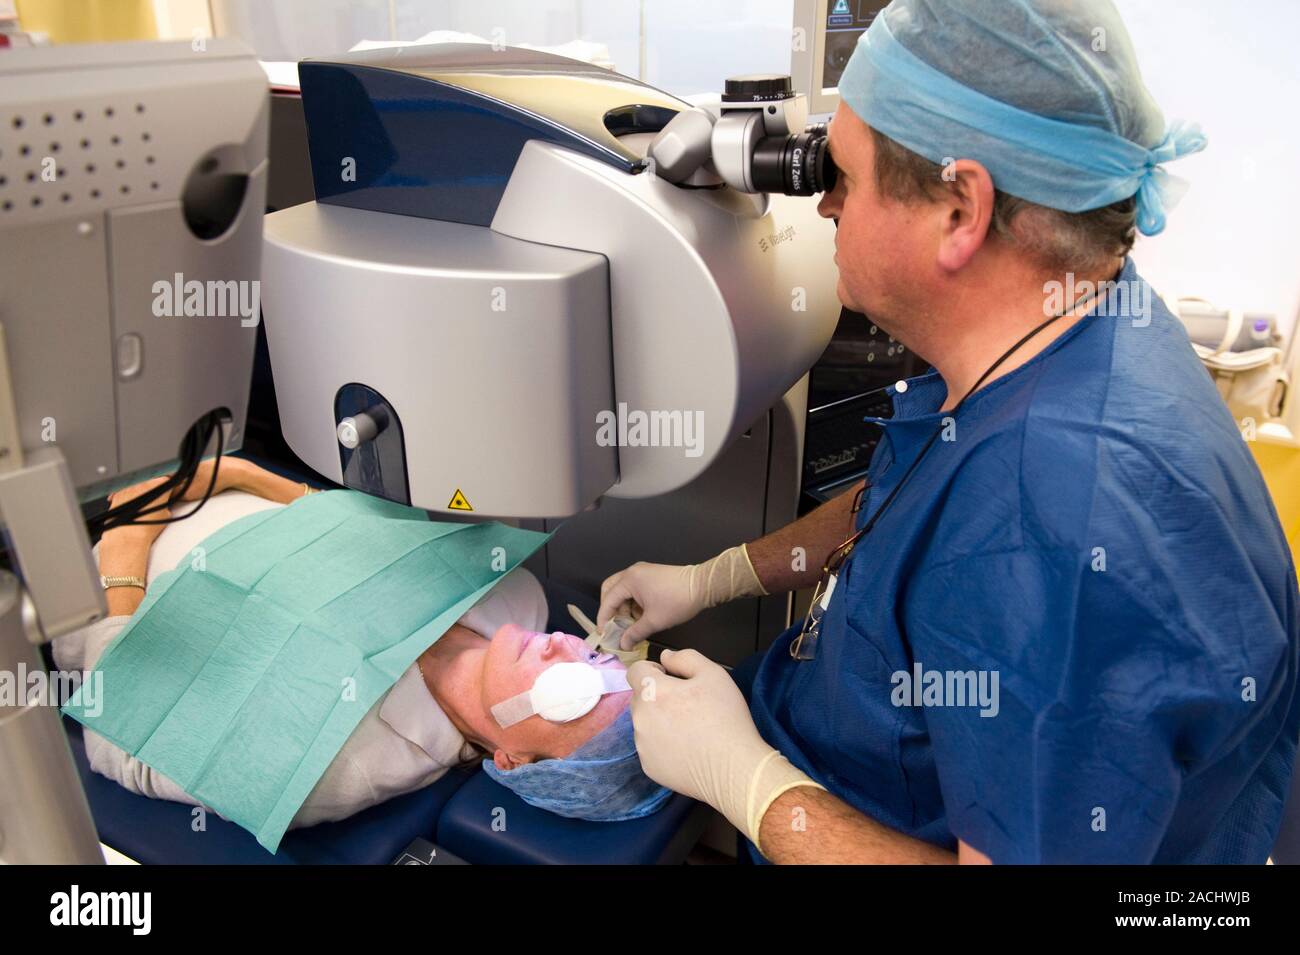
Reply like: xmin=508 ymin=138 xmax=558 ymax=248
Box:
xmin=101 ymin=575 xmax=146 ymax=591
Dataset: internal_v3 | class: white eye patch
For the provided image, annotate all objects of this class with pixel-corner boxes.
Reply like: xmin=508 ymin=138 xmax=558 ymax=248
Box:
xmin=491 ymin=661 xmax=631 ymax=729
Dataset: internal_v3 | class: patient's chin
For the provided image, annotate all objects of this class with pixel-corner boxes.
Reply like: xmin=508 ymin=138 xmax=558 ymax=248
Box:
xmin=490 ymin=621 xmax=527 ymax=643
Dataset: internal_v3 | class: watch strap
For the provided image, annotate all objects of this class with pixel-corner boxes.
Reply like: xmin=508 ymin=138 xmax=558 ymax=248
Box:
xmin=101 ymin=575 xmax=147 ymax=591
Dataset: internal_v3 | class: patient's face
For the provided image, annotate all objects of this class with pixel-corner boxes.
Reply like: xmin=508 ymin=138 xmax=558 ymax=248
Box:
xmin=480 ymin=623 xmax=630 ymax=766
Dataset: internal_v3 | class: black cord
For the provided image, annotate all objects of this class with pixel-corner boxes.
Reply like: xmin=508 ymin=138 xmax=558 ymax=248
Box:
xmin=87 ymin=411 xmax=228 ymax=535
xmin=822 ymin=287 xmax=1106 ymax=574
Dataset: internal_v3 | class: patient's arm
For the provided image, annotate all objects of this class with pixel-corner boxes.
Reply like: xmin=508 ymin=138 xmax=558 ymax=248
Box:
xmin=99 ymin=532 xmax=151 ymax=617
xmin=178 ymin=457 xmax=311 ymax=506
xmin=98 ymin=461 xmax=309 ymax=615
xmin=98 ymin=477 xmax=172 ymax=616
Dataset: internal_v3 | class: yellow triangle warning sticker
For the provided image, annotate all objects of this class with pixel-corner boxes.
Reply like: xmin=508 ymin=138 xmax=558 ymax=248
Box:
xmin=447 ymin=488 xmax=473 ymax=511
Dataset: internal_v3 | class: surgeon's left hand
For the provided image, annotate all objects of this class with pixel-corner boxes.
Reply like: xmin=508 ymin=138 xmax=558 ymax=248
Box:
xmin=627 ymin=649 xmax=824 ymax=852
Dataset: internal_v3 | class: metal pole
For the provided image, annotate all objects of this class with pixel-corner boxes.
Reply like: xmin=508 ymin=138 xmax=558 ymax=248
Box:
xmin=0 ymin=571 xmax=102 ymax=863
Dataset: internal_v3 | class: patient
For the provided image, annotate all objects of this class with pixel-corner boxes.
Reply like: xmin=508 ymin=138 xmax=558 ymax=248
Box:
xmin=54 ymin=457 xmax=669 ymax=831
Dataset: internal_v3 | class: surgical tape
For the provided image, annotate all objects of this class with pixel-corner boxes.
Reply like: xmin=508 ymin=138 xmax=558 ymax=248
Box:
xmin=491 ymin=659 xmax=630 ymax=729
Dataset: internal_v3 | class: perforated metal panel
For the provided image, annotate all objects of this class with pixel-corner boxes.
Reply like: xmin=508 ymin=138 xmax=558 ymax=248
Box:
xmin=0 ymin=94 xmax=166 ymax=221
xmin=0 ymin=40 xmax=269 ymax=488
xmin=0 ymin=41 xmax=271 ymax=227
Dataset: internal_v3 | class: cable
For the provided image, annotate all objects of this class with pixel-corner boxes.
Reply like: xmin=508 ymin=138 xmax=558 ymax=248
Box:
xmin=87 ymin=410 xmax=228 ymax=535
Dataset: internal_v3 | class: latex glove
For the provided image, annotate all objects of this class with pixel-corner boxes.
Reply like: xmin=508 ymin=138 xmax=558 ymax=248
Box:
xmin=626 ymin=648 xmax=823 ymax=855
xmin=597 ymin=544 xmax=767 ymax=649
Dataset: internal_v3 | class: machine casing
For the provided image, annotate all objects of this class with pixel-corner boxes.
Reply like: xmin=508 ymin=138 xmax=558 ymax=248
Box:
xmin=0 ymin=40 xmax=267 ymax=864
xmin=262 ymin=44 xmax=840 ymax=518
xmin=0 ymin=40 xmax=267 ymax=491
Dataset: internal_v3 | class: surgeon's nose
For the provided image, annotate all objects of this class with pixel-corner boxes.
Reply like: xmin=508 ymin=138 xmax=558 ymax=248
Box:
xmin=817 ymin=189 xmax=840 ymax=221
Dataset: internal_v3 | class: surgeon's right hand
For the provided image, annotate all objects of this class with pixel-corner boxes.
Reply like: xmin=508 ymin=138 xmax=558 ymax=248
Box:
xmin=597 ymin=544 xmax=768 ymax=649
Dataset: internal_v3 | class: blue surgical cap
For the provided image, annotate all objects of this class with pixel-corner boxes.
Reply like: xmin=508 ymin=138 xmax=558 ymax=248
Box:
xmin=482 ymin=709 xmax=671 ymax=821
xmin=839 ymin=0 xmax=1207 ymax=235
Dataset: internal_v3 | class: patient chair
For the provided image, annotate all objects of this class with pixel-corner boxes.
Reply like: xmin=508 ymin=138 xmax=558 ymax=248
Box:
xmin=61 ymin=577 xmax=710 ymax=865
xmin=66 ymin=721 xmax=707 ymax=864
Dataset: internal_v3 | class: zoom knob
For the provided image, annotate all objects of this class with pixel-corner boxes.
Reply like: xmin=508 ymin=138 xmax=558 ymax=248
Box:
xmin=723 ymin=74 xmax=794 ymax=103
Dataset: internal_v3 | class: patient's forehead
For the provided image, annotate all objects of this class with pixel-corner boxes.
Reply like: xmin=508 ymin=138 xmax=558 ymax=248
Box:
xmin=483 ymin=626 xmax=625 ymax=701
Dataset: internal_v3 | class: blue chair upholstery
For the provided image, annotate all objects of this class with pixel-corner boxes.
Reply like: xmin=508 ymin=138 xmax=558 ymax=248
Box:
xmin=436 ymin=772 xmax=709 ymax=864
xmin=67 ymin=720 xmax=474 ymax=864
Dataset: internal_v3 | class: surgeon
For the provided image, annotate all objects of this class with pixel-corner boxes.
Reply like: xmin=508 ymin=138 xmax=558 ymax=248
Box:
xmin=597 ymin=0 xmax=1300 ymax=863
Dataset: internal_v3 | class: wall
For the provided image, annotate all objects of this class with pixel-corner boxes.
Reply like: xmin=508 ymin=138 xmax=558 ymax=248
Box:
xmin=210 ymin=0 xmax=793 ymax=93
xmin=1117 ymin=0 xmax=1299 ymax=338
xmin=213 ymin=0 xmax=1298 ymax=335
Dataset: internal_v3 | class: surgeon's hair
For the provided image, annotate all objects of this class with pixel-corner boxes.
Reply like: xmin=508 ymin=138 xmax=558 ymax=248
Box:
xmin=868 ymin=128 xmax=1138 ymax=274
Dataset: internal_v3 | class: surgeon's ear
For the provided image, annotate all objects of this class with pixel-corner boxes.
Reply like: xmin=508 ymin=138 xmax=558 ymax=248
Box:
xmin=492 ymin=749 xmax=534 ymax=771
xmin=935 ymin=158 xmax=995 ymax=273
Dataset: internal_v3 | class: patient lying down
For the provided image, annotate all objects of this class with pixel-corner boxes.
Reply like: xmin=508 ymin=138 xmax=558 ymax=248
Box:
xmin=53 ymin=458 xmax=669 ymax=830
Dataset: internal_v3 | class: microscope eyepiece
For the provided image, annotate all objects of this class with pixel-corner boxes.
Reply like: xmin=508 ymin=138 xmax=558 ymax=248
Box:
xmin=750 ymin=125 xmax=838 ymax=197
xmin=646 ymin=84 xmax=836 ymax=196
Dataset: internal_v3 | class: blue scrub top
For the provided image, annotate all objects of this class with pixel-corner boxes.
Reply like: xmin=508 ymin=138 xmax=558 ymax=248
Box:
xmin=749 ymin=260 xmax=1300 ymax=863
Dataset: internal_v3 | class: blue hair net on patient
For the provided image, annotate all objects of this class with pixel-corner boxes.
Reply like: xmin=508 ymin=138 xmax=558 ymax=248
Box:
xmin=483 ymin=709 xmax=671 ymax=821
xmin=839 ymin=0 xmax=1207 ymax=234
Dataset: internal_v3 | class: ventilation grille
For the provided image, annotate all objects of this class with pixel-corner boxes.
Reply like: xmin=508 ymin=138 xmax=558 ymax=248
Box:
xmin=0 ymin=98 xmax=164 ymax=221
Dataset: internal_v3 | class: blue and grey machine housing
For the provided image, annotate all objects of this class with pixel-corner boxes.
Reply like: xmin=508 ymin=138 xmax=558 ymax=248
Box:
xmin=262 ymin=43 xmax=840 ymax=518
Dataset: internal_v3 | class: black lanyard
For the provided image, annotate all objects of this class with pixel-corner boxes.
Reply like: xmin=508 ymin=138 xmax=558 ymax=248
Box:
xmin=843 ymin=305 xmax=1086 ymax=562
xmin=790 ymin=287 xmax=1103 ymax=661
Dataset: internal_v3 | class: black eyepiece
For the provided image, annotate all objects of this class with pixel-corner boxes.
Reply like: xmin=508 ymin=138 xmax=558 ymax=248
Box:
xmin=750 ymin=125 xmax=838 ymax=196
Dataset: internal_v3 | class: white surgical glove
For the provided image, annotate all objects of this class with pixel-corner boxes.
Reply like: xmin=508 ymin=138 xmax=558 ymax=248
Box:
xmin=597 ymin=544 xmax=767 ymax=649
xmin=626 ymin=649 xmax=823 ymax=856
